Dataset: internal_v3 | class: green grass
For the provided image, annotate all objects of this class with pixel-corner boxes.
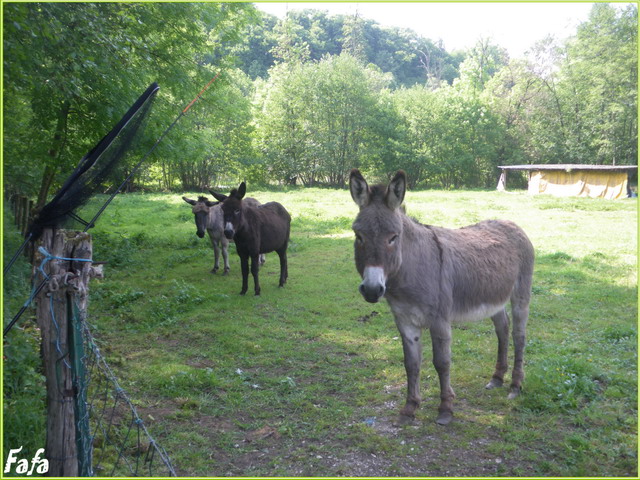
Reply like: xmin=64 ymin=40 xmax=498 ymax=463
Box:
xmin=4 ymin=188 xmax=637 ymax=476
xmin=3 ymin=206 xmax=46 ymax=471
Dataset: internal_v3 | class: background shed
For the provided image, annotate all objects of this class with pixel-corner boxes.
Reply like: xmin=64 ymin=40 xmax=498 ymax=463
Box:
xmin=497 ymin=164 xmax=638 ymax=200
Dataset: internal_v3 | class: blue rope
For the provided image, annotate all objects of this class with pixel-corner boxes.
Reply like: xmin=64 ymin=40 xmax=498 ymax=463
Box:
xmin=20 ymin=246 xmax=94 ymax=310
xmin=37 ymin=246 xmax=93 ymax=279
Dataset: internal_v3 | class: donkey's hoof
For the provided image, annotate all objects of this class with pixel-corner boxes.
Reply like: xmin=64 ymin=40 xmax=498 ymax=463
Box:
xmin=223 ymin=269 xmax=229 ymax=276
xmin=211 ymin=268 xmax=218 ymax=274
xmin=507 ymin=386 xmax=521 ymax=400
xmin=394 ymin=414 xmax=415 ymax=427
xmin=436 ymin=411 xmax=453 ymax=426
xmin=485 ymin=378 xmax=503 ymax=390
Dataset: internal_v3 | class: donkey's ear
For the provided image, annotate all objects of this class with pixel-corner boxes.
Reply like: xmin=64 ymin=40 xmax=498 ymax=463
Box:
xmin=349 ymin=169 xmax=370 ymax=208
xmin=236 ymin=182 xmax=247 ymax=200
xmin=209 ymin=190 xmax=227 ymax=202
xmin=205 ymin=200 xmax=219 ymax=207
xmin=385 ymin=170 xmax=406 ymax=210
xmin=182 ymin=196 xmax=197 ymax=206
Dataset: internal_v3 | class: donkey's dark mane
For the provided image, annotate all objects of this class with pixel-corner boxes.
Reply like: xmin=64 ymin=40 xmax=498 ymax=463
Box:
xmin=197 ymin=196 xmax=209 ymax=203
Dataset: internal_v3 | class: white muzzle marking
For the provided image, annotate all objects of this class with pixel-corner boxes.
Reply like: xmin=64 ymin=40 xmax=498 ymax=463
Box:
xmin=359 ymin=266 xmax=387 ymax=303
xmin=224 ymin=221 xmax=235 ymax=239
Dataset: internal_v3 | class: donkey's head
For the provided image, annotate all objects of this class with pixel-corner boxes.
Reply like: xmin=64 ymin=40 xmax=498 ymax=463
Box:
xmin=182 ymin=196 xmax=218 ymax=238
xmin=350 ymin=169 xmax=407 ymax=303
xmin=210 ymin=182 xmax=247 ymax=240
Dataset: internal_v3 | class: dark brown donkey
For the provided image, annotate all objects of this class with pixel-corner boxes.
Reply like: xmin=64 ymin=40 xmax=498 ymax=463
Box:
xmin=349 ymin=169 xmax=534 ymax=425
xmin=211 ymin=182 xmax=291 ymax=296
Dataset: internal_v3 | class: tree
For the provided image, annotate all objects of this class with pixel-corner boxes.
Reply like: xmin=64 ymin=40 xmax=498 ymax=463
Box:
xmin=341 ymin=13 xmax=367 ymax=63
xmin=455 ymin=38 xmax=509 ymax=94
xmin=218 ymin=9 xmax=463 ymax=88
xmin=484 ymin=59 xmax=542 ymax=179
xmin=516 ymin=4 xmax=637 ymax=166
xmin=562 ymin=3 xmax=637 ymax=165
xmin=157 ymin=70 xmax=255 ymax=191
xmin=3 ymin=2 xmax=255 ymax=202
xmin=255 ymin=53 xmax=393 ymax=186
xmin=392 ymin=83 xmax=504 ymax=189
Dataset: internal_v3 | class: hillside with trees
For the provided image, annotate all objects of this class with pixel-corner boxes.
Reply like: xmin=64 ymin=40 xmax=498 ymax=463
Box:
xmin=217 ymin=9 xmax=464 ymax=88
xmin=3 ymin=3 xmax=637 ymax=198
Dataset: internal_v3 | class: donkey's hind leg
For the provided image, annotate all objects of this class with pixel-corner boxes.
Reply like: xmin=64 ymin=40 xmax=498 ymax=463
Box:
xmin=276 ymin=248 xmax=288 ymax=287
xmin=486 ymin=308 xmax=510 ymax=390
xmin=250 ymin=255 xmax=261 ymax=296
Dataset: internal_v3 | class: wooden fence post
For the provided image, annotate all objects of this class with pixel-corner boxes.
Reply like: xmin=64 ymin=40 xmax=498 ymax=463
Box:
xmin=34 ymin=228 xmax=96 ymax=477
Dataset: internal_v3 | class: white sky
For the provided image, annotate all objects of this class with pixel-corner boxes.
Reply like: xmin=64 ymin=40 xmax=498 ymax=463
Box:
xmin=254 ymin=2 xmax=630 ymax=58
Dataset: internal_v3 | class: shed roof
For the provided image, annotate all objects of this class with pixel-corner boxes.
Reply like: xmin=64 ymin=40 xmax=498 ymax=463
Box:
xmin=498 ymin=164 xmax=637 ymax=172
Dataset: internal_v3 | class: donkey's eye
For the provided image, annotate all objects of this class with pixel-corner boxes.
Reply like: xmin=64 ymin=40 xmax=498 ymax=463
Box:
xmin=234 ymin=209 xmax=241 ymax=216
xmin=389 ymin=234 xmax=399 ymax=245
xmin=355 ymin=233 xmax=364 ymax=244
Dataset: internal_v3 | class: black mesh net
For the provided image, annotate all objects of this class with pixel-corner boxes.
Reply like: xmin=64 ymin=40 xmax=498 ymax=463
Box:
xmin=27 ymin=82 xmax=160 ymax=240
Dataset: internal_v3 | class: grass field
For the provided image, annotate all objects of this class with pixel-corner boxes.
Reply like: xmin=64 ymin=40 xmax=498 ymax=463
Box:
xmin=4 ymin=187 xmax=638 ymax=476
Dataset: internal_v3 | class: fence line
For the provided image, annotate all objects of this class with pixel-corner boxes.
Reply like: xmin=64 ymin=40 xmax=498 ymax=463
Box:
xmin=74 ymin=300 xmax=176 ymax=477
xmin=7 ymin=193 xmax=34 ymax=236
xmin=5 ymin=224 xmax=176 ymax=476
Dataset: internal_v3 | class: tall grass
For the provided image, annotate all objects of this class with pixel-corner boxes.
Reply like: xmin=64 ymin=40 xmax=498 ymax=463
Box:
xmin=4 ymin=189 xmax=637 ymax=476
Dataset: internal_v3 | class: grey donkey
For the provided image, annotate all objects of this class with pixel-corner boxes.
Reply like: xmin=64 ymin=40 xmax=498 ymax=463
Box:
xmin=349 ymin=169 xmax=534 ymax=425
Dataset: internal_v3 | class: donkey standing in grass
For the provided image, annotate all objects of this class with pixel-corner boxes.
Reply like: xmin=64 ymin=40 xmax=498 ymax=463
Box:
xmin=182 ymin=195 xmax=264 ymax=275
xmin=183 ymin=196 xmax=230 ymax=275
xmin=211 ymin=182 xmax=290 ymax=296
xmin=349 ymin=169 xmax=534 ymax=425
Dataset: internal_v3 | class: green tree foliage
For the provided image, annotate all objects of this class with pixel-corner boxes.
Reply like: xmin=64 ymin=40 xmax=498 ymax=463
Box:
xmin=392 ymin=83 xmax=504 ymax=189
xmin=491 ymin=4 xmax=637 ymax=168
xmin=255 ymin=54 xmax=393 ymax=186
xmin=3 ymin=2 xmax=256 ymax=200
xmin=156 ymin=70 xmax=255 ymax=191
xmin=225 ymin=10 xmax=462 ymax=88
xmin=562 ymin=3 xmax=637 ymax=165
xmin=3 ymin=3 xmax=636 ymax=195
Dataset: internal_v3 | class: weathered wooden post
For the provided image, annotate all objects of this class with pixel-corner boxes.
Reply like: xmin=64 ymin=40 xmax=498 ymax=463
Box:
xmin=34 ymin=228 xmax=100 ymax=477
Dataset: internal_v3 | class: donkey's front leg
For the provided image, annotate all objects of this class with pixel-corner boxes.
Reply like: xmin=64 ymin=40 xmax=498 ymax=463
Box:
xmin=430 ymin=322 xmax=456 ymax=425
xmin=239 ymin=253 xmax=250 ymax=295
xmin=396 ymin=323 xmax=423 ymax=425
xmin=221 ymin=237 xmax=230 ymax=275
xmin=250 ymin=255 xmax=261 ymax=296
xmin=209 ymin=233 xmax=220 ymax=274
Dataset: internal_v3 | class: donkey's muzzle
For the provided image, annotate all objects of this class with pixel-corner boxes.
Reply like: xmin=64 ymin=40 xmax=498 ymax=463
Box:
xmin=359 ymin=266 xmax=386 ymax=303
xmin=359 ymin=283 xmax=385 ymax=303
xmin=196 ymin=230 xmax=205 ymax=239
xmin=224 ymin=221 xmax=235 ymax=240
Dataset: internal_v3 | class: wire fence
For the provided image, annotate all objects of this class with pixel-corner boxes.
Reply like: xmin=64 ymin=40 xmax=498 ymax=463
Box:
xmin=71 ymin=297 xmax=176 ymax=477
xmin=4 ymin=230 xmax=176 ymax=477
